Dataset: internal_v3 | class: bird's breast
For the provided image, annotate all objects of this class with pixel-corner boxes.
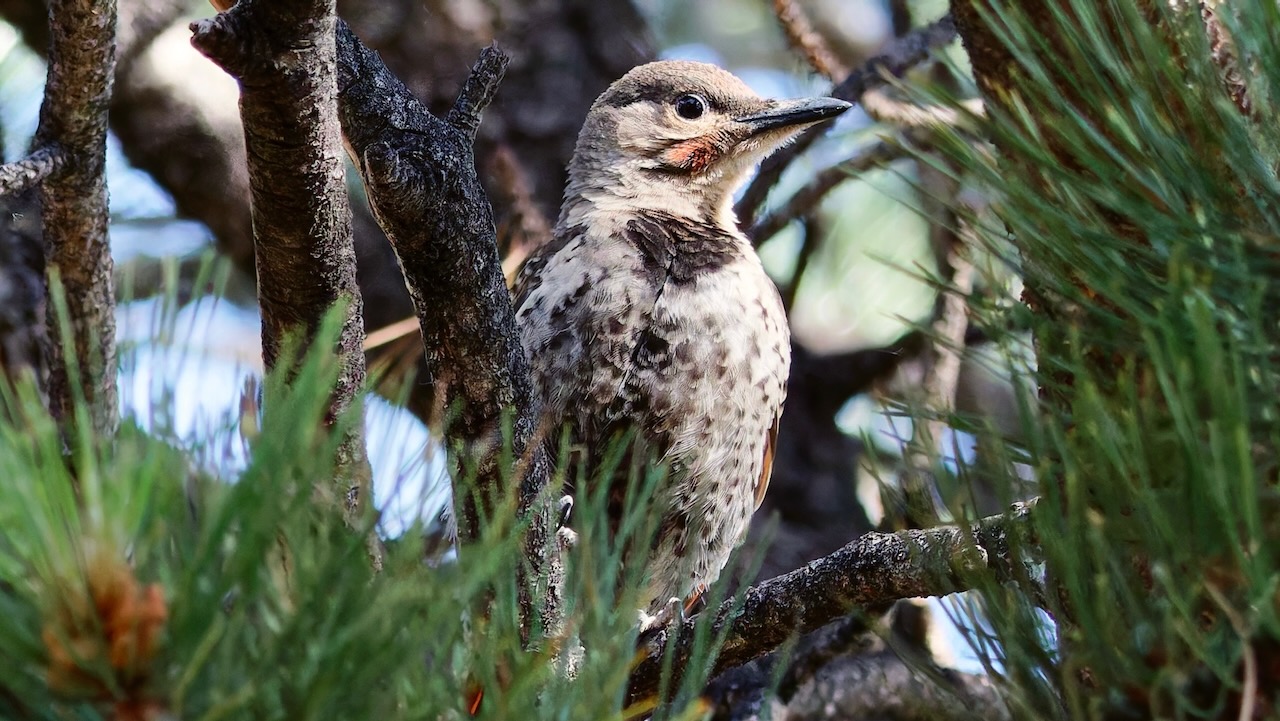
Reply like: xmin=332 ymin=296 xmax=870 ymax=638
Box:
xmin=515 ymin=219 xmax=789 ymax=474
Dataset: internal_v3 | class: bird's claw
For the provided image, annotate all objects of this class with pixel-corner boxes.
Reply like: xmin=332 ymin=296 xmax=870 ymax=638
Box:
xmin=637 ymin=596 xmax=684 ymax=639
xmin=683 ymin=583 xmax=708 ymax=616
xmin=557 ymin=494 xmax=574 ymax=529
xmin=636 ymin=583 xmax=710 ymax=643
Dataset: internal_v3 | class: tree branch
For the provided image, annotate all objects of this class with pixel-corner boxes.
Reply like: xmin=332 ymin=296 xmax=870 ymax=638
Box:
xmin=332 ymin=21 xmax=554 ymax=633
xmin=190 ymin=0 xmax=371 ymax=510
xmin=772 ymin=0 xmax=847 ymax=80
xmin=750 ymin=139 xmax=906 ymax=246
xmin=628 ymin=500 xmax=1037 ymax=702
xmin=0 ymin=146 xmax=66 ymax=198
xmin=37 ymin=0 xmax=119 ymax=440
xmin=735 ymin=14 xmax=958 ymax=229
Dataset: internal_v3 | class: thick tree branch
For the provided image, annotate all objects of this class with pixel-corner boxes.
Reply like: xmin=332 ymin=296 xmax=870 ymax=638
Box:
xmin=190 ymin=0 xmax=371 ymax=507
xmin=736 ymin=14 xmax=958 ymax=229
xmin=628 ymin=500 xmax=1037 ymax=702
xmin=0 ymin=146 xmax=66 ymax=198
xmin=333 ymin=23 xmax=549 ymax=534
xmin=37 ymin=0 xmax=119 ymax=440
xmin=332 ymin=22 xmax=553 ymax=631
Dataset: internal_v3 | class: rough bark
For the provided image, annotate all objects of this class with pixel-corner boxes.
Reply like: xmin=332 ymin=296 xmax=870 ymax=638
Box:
xmin=630 ymin=501 xmax=1037 ymax=703
xmin=191 ymin=0 xmax=371 ymax=503
xmin=331 ymin=23 xmax=556 ymax=640
xmin=332 ymin=22 xmax=547 ymax=540
xmin=36 ymin=0 xmax=119 ymax=441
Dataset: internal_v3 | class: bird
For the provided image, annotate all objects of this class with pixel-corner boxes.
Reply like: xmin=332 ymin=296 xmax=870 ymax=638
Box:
xmin=513 ymin=60 xmax=850 ymax=627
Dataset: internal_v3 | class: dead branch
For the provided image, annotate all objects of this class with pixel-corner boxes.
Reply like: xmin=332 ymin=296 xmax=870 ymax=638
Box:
xmin=735 ymin=14 xmax=957 ymax=229
xmin=190 ymin=0 xmax=372 ymax=511
xmin=37 ymin=0 xmax=119 ymax=440
xmin=628 ymin=499 xmax=1037 ymax=702
xmin=490 ymin=144 xmax=554 ymax=283
xmin=331 ymin=21 xmax=555 ymax=635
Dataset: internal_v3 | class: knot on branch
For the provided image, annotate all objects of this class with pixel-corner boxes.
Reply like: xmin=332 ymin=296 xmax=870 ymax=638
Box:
xmin=362 ymin=142 xmax=439 ymax=221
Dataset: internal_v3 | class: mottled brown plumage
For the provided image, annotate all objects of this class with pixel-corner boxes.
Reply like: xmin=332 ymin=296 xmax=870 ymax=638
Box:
xmin=513 ymin=60 xmax=849 ymax=622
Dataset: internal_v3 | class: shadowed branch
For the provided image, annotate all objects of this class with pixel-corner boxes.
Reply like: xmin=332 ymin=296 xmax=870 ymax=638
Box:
xmin=628 ymin=500 xmax=1038 ymax=702
xmin=332 ymin=20 xmax=555 ymax=637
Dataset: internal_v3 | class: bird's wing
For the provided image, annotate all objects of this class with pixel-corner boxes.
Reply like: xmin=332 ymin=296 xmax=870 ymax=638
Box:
xmin=511 ymin=229 xmax=574 ymax=311
xmin=754 ymin=414 xmax=779 ymax=509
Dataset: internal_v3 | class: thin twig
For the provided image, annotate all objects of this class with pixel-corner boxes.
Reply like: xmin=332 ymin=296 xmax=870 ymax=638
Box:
xmin=490 ymin=143 xmax=554 ymax=282
xmin=750 ymin=139 xmax=905 ymax=245
xmin=0 ymin=145 xmax=65 ymax=198
xmin=628 ymin=499 xmax=1038 ymax=702
xmin=1205 ymin=583 xmax=1257 ymax=721
xmin=899 ymin=244 xmax=976 ymax=527
xmin=861 ymin=88 xmax=984 ymax=128
xmin=736 ymin=14 xmax=957 ymax=228
xmin=772 ymin=0 xmax=847 ymax=80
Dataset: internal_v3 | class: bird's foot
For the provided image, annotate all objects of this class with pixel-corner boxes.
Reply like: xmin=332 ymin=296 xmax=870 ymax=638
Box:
xmin=556 ymin=494 xmax=574 ymax=529
xmin=637 ymin=596 xmax=683 ymax=638
xmin=636 ymin=584 xmax=710 ymax=643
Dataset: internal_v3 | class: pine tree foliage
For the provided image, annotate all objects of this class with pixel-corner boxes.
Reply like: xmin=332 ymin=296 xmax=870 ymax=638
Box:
xmin=0 ymin=301 xmax=741 ymax=720
xmin=8 ymin=1 xmax=1280 ymax=718
xmin=923 ymin=1 xmax=1280 ymax=717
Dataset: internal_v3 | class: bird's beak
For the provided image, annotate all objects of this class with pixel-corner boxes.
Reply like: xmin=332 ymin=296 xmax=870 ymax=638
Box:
xmin=736 ymin=97 xmax=852 ymax=135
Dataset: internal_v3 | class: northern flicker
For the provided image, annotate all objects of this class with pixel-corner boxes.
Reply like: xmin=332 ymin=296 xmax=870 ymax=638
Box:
xmin=513 ymin=60 xmax=849 ymax=623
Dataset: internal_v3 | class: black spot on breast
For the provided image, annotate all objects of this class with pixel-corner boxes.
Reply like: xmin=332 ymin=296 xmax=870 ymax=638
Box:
xmin=624 ymin=213 xmax=742 ymax=284
xmin=634 ymin=330 xmax=671 ymax=370
xmin=642 ymin=333 xmax=669 ymax=357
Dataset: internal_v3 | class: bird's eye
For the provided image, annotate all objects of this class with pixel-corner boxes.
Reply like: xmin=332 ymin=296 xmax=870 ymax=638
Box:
xmin=674 ymin=94 xmax=707 ymax=120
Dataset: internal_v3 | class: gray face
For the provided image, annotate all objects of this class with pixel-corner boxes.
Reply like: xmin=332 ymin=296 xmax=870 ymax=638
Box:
xmin=563 ymin=60 xmax=850 ymax=223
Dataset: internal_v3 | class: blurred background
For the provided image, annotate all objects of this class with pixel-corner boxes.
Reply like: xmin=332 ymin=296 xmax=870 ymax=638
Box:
xmin=0 ymin=0 xmax=1019 ymax=668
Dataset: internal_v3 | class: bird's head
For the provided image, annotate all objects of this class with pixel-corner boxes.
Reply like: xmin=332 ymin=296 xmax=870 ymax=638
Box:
xmin=560 ymin=60 xmax=851 ymax=227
